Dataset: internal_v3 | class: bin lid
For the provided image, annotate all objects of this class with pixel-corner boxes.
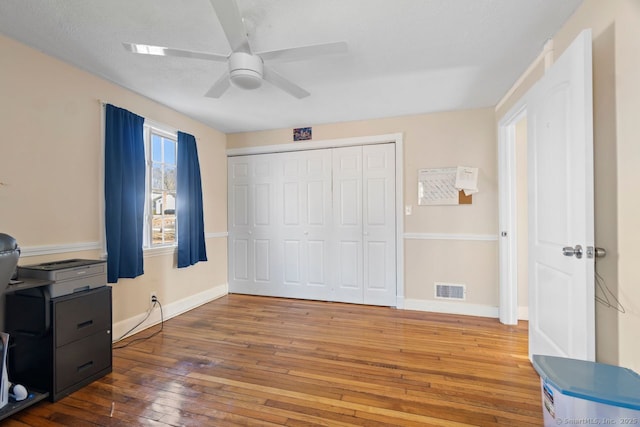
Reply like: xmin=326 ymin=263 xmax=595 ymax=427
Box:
xmin=532 ymin=355 xmax=640 ymax=411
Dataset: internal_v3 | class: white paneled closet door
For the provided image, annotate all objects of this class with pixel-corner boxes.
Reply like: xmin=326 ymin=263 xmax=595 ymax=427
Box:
xmin=228 ymin=143 xmax=396 ymax=306
xmin=280 ymin=150 xmax=333 ymax=300
xmin=362 ymin=144 xmax=396 ymax=305
xmin=332 ymin=146 xmax=364 ymax=304
xmin=332 ymin=143 xmax=396 ymax=306
xmin=228 ymin=154 xmax=282 ymax=296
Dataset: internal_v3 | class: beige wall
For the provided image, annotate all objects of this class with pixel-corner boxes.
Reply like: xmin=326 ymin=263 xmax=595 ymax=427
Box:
xmin=497 ymin=0 xmax=640 ymax=371
xmin=0 ymin=35 xmax=228 ymax=330
xmin=229 ymin=108 xmax=499 ymax=312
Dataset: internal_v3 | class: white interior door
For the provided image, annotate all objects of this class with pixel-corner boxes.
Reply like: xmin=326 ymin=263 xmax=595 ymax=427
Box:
xmin=332 ymin=144 xmax=396 ymax=305
xmin=527 ymin=29 xmax=594 ymax=361
xmin=280 ymin=150 xmax=332 ymax=300
xmin=228 ymin=154 xmax=282 ymax=296
xmin=229 ymin=142 xmax=397 ymax=307
xmin=363 ymin=144 xmax=396 ymax=306
xmin=332 ymin=146 xmax=364 ymax=303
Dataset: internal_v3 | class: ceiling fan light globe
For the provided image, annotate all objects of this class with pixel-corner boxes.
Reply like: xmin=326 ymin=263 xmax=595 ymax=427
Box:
xmin=230 ymin=69 xmax=262 ymax=90
xmin=228 ymin=52 xmax=264 ymax=90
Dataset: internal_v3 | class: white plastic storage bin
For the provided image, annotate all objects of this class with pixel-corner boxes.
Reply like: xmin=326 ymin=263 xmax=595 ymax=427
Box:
xmin=532 ymin=355 xmax=640 ymax=427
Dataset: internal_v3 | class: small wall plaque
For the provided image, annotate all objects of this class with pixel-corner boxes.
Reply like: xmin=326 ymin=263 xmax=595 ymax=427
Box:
xmin=293 ymin=127 xmax=312 ymax=141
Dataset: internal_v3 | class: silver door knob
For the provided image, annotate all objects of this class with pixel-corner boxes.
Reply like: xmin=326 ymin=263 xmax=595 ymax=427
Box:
xmin=562 ymin=244 xmax=583 ymax=259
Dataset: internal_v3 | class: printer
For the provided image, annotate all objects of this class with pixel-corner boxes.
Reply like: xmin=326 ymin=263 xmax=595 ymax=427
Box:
xmin=18 ymin=259 xmax=106 ymax=298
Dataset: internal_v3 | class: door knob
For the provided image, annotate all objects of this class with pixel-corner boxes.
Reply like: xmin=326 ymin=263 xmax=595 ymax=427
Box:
xmin=562 ymin=244 xmax=583 ymax=259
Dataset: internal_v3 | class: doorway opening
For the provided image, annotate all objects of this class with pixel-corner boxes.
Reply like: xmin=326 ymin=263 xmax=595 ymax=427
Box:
xmin=498 ymin=105 xmax=528 ymax=325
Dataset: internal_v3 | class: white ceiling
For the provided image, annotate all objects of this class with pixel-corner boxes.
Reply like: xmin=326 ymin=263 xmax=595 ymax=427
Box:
xmin=0 ymin=0 xmax=582 ymax=133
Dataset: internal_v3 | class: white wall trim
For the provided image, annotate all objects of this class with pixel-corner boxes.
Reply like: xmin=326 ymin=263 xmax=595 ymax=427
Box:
xmin=518 ymin=306 xmax=529 ymax=321
xmin=395 ymin=133 xmax=405 ymax=304
xmin=495 ymin=38 xmax=553 ymax=113
xmin=112 ymin=283 xmax=228 ymax=342
xmin=19 ymin=232 xmax=229 ymax=259
xmin=144 ymin=232 xmax=227 ymax=257
xmin=20 ymin=241 xmax=103 ymax=257
xmin=143 ymin=245 xmax=176 ymax=258
xmin=498 ymin=98 xmax=528 ymax=326
xmin=403 ymin=233 xmax=498 ymax=241
xmin=206 ymin=231 xmax=228 ymax=239
xmin=404 ymin=298 xmax=499 ymax=318
xmin=226 ymin=133 xmax=402 ymax=157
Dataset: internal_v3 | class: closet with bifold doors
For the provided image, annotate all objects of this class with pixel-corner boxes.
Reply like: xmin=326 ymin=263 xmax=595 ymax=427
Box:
xmin=228 ymin=142 xmax=396 ymax=306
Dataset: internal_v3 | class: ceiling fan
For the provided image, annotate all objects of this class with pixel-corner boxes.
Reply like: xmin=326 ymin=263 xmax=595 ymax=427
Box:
xmin=123 ymin=0 xmax=347 ymax=99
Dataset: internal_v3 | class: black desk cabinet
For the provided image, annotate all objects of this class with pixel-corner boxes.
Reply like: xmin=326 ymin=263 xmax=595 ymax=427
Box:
xmin=6 ymin=286 xmax=112 ymax=402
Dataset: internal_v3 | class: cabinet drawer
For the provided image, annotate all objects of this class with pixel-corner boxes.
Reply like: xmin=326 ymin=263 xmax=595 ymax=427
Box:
xmin=55 ymin=331 xmax=112 ymax=394
xmin=54 ymin=287 xmax=111 ymax=347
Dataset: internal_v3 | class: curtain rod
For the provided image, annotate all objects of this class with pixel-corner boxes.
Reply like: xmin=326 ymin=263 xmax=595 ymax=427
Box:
xmin=98 ymin=99 xmax=200 ymax=141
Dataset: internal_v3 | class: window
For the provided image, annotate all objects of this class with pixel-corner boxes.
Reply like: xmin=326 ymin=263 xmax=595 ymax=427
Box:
xmin=144 ymin=124 xmax=177 ymax=247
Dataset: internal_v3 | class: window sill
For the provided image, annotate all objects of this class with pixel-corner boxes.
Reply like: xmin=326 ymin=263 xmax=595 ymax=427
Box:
xmin=143 ymin=245 xmax=177 ymax=258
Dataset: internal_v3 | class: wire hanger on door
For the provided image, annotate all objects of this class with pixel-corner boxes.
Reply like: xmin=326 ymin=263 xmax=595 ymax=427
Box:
xmin=595 ymin=268 xmax=625 ymax=313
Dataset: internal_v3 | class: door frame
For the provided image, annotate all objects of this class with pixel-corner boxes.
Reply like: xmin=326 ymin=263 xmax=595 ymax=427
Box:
xmin=498 ymin=102 xmax=527 ymax=325
xmin=226 ymin=133 xmax=405 ymax=307
xmin=497 ymin=40 xmax=556 ymax=326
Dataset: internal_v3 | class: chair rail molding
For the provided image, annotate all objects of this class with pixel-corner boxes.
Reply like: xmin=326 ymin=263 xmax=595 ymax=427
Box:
xmin=20 ymin=241 xmax=103 ymax=257
xmin=403 ymin=232 xmax=498 ymax=241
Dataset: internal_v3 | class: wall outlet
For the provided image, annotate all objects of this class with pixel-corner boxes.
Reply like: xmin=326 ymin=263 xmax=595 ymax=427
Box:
xmin=150 ymin=291 xmax=157 ymax=307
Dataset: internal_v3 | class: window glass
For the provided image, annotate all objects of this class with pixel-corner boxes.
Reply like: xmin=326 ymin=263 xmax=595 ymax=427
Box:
xmin=152 ymin=134 xmax=163 ymax=163
xmin=164 ymin=139 xmax=176 ymax=165
xmin=165 ymin=165 xmax=176 ymax=191
xmin=147 ymin=129 xmax=177 ymax=246
xmin=152 ymin=164 xmax=163 ymax=190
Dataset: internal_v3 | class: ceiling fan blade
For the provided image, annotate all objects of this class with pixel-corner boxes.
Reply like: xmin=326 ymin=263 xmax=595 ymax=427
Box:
xmin=259 ymin=41 xmax=348 ymax=63
xmin=209 ymin=0 xmax=251 ymax=53
xmin=123 ymin=43 xmax=228 ymax=62
xmin=205 ymin=72 xmax=231 ymax=98
xmin=263 ymin=66 xmax=310 ymax=99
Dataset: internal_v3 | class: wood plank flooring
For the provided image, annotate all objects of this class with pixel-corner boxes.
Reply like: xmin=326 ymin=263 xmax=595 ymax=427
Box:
xmin=5 ymin=294 xmax=543 ymax=426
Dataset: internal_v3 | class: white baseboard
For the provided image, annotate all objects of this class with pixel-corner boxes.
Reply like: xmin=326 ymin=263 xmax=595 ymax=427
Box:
xmin=403 ymin=298 xmax=499 ymax=318
xmin=518 ymin=306 xmax=529 ymax=321
xmin=113 ymin=289 xmax=521 ymax=339
xmin=112 ymin=283 xmax=228 ymax=342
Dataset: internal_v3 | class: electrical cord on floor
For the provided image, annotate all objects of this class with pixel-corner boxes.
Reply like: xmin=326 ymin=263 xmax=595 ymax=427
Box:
xmin=112 ymin=297 xmax=164 ymax=349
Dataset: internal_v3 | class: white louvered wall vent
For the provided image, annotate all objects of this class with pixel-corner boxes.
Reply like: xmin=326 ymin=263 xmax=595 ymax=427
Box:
xmin=434 ymin=282 xmax=466 ymax=300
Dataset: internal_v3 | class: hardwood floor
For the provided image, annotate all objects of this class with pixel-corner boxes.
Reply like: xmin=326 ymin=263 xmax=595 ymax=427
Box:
xmin=5 ymin=294 xmax=543 ymax=426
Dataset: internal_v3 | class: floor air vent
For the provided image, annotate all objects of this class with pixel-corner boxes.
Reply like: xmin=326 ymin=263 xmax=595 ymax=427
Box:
xmin=435 ymin=283 xmax=466 ymax=300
